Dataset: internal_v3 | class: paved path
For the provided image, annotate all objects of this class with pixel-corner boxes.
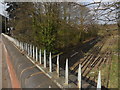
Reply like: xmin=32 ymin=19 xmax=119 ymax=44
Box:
xmin=2 ymin=34 xmax=60 ymax=88
xmin=0 ymin=35 xmax=2 ymax=89
xmin=0 ymin=34 xmax=12 ymax=88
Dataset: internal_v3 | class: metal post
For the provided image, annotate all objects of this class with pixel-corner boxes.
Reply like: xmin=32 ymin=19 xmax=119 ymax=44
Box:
xmin=65 ymin=59 xmax=68 ymax=85
xmin=44 ymin=50 xmax=46 ymax=68
xmin=33 ymin=46 xmax=35 ymax=59
xmin=36 ymin=47 xmax=38 ymax=62
xmin=97 ymin=71 xmax=101 ymax=89
xmin=78 ymin=64 xmax=81 ymax=89
xmin=39 ymin=49 xmax=42 ymax=64
xmin=49 ymin=52 xmax=52 ymax=72
xmin=57 ymin=55 xmax=59 ymax=77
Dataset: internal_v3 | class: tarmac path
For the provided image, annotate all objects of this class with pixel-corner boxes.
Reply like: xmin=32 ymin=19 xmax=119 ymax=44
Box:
xmin=2 ymin=34 xmax=60 ymax=88
xmin=0 ymin=34 xmax=12 ymax=88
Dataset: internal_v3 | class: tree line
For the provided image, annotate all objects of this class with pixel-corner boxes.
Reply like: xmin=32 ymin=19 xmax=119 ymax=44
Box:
xmin=6 ymin=2 xmax=100 ymax=54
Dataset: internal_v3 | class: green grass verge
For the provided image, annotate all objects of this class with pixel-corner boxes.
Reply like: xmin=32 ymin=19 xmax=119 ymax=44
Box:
xmin=108 ymin=54 xmax=118 ymax=88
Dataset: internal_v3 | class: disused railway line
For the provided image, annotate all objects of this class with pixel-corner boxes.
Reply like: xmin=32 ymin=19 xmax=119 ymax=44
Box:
xmin=69 ymin=36 xmax=112 ymax=87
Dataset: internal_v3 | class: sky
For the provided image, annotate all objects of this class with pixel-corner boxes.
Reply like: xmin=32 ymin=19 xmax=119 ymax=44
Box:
xmin=0 ymin=0 xmax=117 ymax=24
xmin=0 ymin=0 xmax=117 ymax=16
xmin=0 ymin=0 xmax=4 ymax=16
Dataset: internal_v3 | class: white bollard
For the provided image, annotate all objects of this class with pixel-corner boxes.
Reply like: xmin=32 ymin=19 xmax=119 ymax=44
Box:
xmin=30 ymin=44 xmax=32 ymax=57
xmin=44 ymin=50 xmax=46 ymax=68
xmin=57 ymin=55 xmax=59 ymax=77
xmin=16 ymin=40 xmax=18 ymax=46
xmin=18 ymin=41 xmax=20 ymax=48
xmin=15 ymin=39 xmax=17 ymax=45
xmin=16 ymin=40 xmax=18 ymax=47
xmin=29 ymin=44 xmax=31 ymax=56
xmin=15 ymin=39 xmax=17 ymax=46
xmin=25 ymin=43 xmax=27 ymax=52
xmin=24 ymin=43 xmax=26 ymax=51
xmin=19 ymin=41 xmax=20 ymax=48
xmin=19 ymin=42 xmax=21 ymax=49
xmin=16 ymin=39 xmax=17 ymax=46
xmin=49 ymin=52 xmax=52 ymax=72
xmin=27 ymin=43 xmax=28 ymax=52
xmin=39 ymin=49 xmax=42 ymax=64
xmin=33 ymin=46 xmax=35 ymax=59
xmin=17 ymin=40 xmax=19 ymax=47
xmin=18 ymin=41 xmax=19 ymax=47
xmin=23 ymin=42 xmax=24 ymax=51
xmin=22 ymin=42 xmax=24 ymax=50
xmin=97 ymin=71 xmax=101 ymax=89
xmin=78 ymin=64 xmax=82 ymax=89
xmin=22 ymin=42 xmax=24 ymax=51
xmin=28 ymin=44 xmax=30 ymax=55
xmin=21 ymin=42 xmax=23 ymax=50
xmin=49 ymin=86 xmax=51 ymax=88
xmin=36 ymin=47 xmax=38 ymax=62
xmin=20 ymin=42 xmax=22 ymax=50
xmin=65 ymin=59 xmax=68 ymax=85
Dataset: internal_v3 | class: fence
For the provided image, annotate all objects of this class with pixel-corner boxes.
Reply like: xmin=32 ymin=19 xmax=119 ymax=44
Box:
xmin=2 ymin=33 xmax=101 ymax=89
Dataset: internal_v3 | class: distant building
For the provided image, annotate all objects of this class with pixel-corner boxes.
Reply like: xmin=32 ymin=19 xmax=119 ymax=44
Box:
xmin=0 ymin=14 xmax=7 ymax=34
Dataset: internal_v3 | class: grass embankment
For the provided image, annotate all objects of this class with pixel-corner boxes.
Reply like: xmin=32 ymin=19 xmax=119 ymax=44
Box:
xmin=101 ymin=33 xmax=118 ymax=88
xmin=88 ymin=30 xmax=118 ymax=88
xmin=108 ymin=54 xmax=118 ymax=88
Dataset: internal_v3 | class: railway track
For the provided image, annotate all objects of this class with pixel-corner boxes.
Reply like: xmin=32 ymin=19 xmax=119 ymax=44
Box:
xmin=69 ymin=36 xmax=112 ymax=87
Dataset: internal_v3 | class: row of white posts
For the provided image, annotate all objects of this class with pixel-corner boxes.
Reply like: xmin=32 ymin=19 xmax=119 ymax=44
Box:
xmin=9 ymin=36 xmax=101 ymax=89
